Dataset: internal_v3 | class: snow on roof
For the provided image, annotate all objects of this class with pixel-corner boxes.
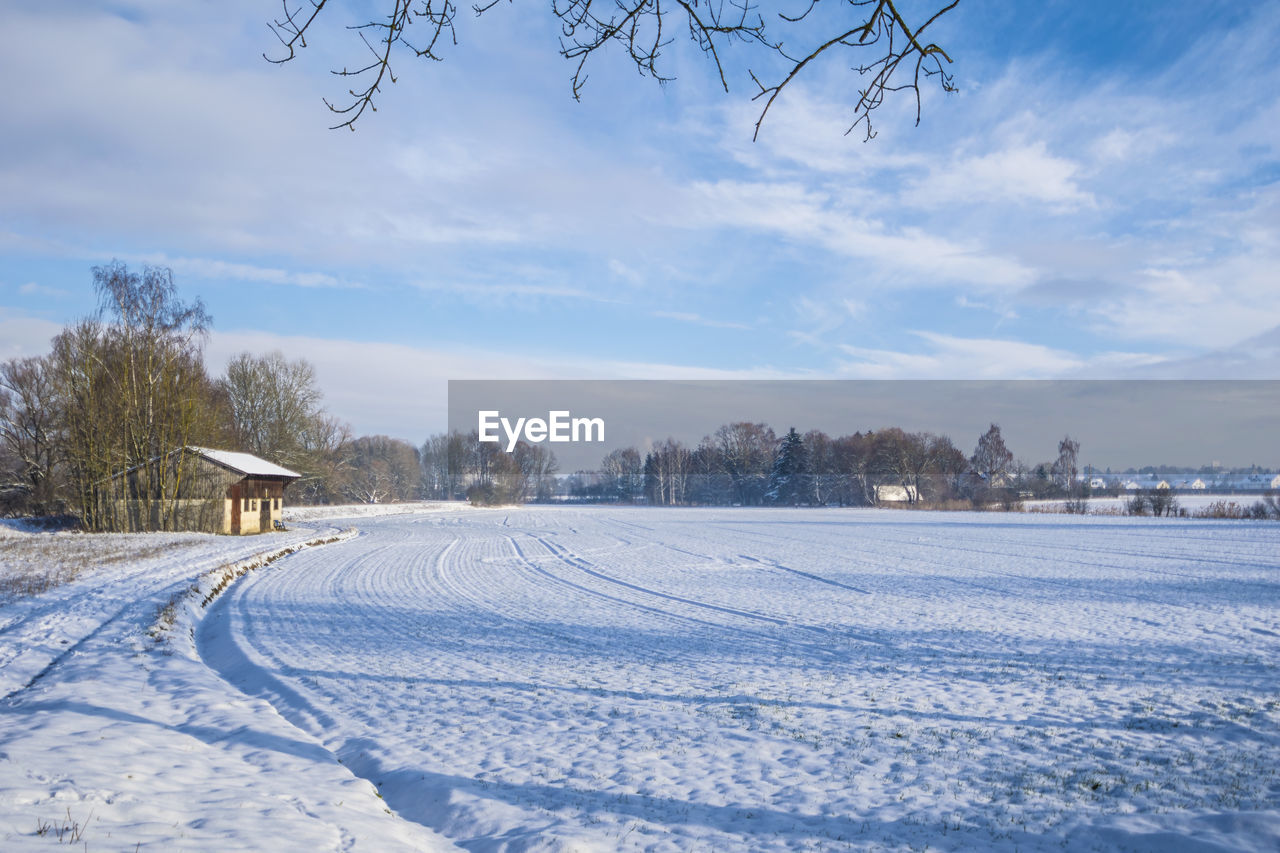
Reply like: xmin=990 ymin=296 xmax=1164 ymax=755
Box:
xmin=187 ymin=447 xmax=301 ymax=479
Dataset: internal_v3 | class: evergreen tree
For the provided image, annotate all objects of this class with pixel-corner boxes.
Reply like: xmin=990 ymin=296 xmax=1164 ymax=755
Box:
xmin=766 ymin=427 xmax=810 ymax=505
xmin=642 ymin=451 xmax=657 ymax=504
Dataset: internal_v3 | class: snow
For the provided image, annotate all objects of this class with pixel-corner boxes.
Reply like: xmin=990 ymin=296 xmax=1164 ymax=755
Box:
xmin=0 ymin=517 xmax=456 ymax=851
xmin=2 ymin=506 xmax=1279 ymax=851
xmin=284 ymin=501 xmax=471 ymax=522
xmin=186 ymin=446 xmax=302 ymax=479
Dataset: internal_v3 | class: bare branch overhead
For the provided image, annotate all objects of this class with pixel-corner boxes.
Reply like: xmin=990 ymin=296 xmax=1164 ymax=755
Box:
xmin=266 ymin=0 xmax=959 ymax=138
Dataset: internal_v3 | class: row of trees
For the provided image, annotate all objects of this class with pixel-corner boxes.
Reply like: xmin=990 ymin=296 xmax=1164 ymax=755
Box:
xmin=419 ymin=431 xmax=559 ymax=505
xmin=417 ymin=421 xmax=1032 ymax=508
xmin=416 ymin=419 xmax=1090 ymax=509
xmin=0 ymin=263 xmax=424 ymax=526
xmin=556 ymin=423 xmax=1014 ymax=507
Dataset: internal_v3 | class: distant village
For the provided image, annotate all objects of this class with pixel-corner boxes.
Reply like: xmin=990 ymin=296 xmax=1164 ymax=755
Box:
xmin=1078 ymin=468 xmax=1280 ymax=495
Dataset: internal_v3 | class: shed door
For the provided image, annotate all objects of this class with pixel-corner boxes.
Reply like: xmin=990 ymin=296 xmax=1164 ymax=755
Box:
xmin=259 ymin=487 xmax=271 ymax=531
xmin=230 ymin=483 xmax=241 ymax=535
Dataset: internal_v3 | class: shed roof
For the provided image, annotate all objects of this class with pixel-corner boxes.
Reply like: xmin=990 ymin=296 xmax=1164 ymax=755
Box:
xmin=187 ymin=447 xmax=301 ymax=479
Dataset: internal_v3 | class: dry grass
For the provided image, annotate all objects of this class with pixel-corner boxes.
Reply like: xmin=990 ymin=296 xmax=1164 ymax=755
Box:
xmin=33 ymin=806 xmax=92 ymax=844
xmin=0 ymin=534 xmax=193 ymax=602
xmin=1193 ymin=499 xmax=1276 ymax=520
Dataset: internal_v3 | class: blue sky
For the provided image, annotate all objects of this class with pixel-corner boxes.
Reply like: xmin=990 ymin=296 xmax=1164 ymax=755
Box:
xmin=2 ymin=0 xmax=1278 ymax=440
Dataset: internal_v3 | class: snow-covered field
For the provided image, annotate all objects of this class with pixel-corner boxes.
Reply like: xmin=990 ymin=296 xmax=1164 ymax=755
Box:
xmin=2 ymin=506 xmax=1279 ymax=851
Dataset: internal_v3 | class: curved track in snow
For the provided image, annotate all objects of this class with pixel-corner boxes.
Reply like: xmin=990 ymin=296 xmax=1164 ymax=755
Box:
xmin=199 ymin=507 xmax=1280 ymax=852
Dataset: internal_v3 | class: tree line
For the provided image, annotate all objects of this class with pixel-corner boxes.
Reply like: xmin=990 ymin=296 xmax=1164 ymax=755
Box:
xmin=0 ymin=263 xmax=424 ymax=526
xmin=419 ymin=422 xmax=1095 ymax=509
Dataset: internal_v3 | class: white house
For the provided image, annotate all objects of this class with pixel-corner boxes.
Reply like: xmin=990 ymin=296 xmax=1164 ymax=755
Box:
xmin=874 ymin=484 xmax=918 ymax=503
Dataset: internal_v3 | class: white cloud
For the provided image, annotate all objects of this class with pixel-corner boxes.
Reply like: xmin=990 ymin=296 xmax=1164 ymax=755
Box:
xmin=133 ymin=255 xmax=353 ymax=289
xmin=713 ymin=84 xmax=930 ymax=179
xmin=1087 ymin=225 xmax=1280 ymax=349
xmin=411 ymin=278 xmax=619 ymax=305
xmin=18 ymin=282 xmax=69 ymax=298
xmin=0 ymin=3 xmax=690 ymax=276
xmin=0 ymin=309 xmax=65 ymax=360
xmin=835 ymin=331 xmax=1086 ymax=379
xmin=651 ymin=310 xmax=752 ymax=330
xmin=686 ymin=180 xmax=1035 ymax=291
xmin=607 ymin=259 xmax=645 ymax=287
xmin=905 ymin=141 xmax=1095 ymax=211
xmin=1116 ymin=324 xmax=1280 ymax=378
xmin=206 ymin=329 xmax=794 ymax=438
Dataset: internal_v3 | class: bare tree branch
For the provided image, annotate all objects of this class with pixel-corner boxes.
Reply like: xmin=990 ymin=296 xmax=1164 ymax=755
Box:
xmin=266 ymin=0 xmax=959 ymax=138
xmin=751 ymin=0 xmax=958 ymax=141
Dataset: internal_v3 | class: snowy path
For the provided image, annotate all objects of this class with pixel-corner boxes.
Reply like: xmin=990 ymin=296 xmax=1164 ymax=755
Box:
xmin=200 ymin=507 xmax=1280 ymax=851
xmin=0 ymin=519 xmax=459 ymax=852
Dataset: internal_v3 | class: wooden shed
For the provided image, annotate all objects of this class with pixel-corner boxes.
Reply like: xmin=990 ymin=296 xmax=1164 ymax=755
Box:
xmin=188 ymin=447 xmax=301 ymax=534
xmin=103 ymin=447 xmax=300 ymax=534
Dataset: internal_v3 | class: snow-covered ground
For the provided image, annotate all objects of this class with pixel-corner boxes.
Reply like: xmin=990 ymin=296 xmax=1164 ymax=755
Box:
xmin=2 ymin=506 xmax=1279 ymax=851
xmin=284 ymin=501 xmax=471 ymax=523
xmin=0 ymin=514 xmax=457 ymax=852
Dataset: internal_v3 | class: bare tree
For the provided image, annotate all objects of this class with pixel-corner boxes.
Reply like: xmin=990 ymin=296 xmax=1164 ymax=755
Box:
xmin=0 ymin=356 xmax=64 ymax=514
xmin=459 ymin=438 xmax=554 ymax=504
xmin=341 ymin=434 xmax=421 ymax=503
xmin=687 ymin=438 xmax=732 ymax=504
xmin=600 ymin=446 xmax=644 ymax=502
xmin=802 ymin=429 xmax=835 ymax=505
xmin=292 ymin=412 xmax=354 ymax=504
xmin=711 ymin=421 xmax=776 ymax=505
xmin=970 ymin=422 xmax=1012 ymax=485
xmin=927 ymin=432 xmax=966 ymax=499
xmin=832 ymin=430 xmax=875 ymax=506
xmin=220 ymin=350 xmax=363 ymax=504
xmin=517 ymin=442 xmax=560 ymax=501
xmin=1051 ymin=434 xmax=1080 ymax=496
xmin=266 ymin=0 xmax=958 ymax=139
xmin=644 ymin=438 xmax=692 ymax=505
xmin=223 ymin=351 xmax=324 ymax=463
xmin=419 ymin=432 xmax=452 ymax=498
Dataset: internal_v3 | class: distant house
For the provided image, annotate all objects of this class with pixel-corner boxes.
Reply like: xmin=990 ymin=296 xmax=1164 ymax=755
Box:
xmin=874 ymin=484 xmax=918 ymax=503
xmin=1089 ymin=477 xmax=1108 ymax=491
xmin=1155 ymin=480 xmax=1172 ymax=490
xmin=1122 ymin=480 xmax=1141 ymax=491
xmin=1272 ymin=474 xmax=1280 ymax=490
xmin=1189 ymin=478 xmax=1207 ymax=490
xmin=104 ymin=447 xmax=300 ymax=534
xmin=965 ymin=470 xmax=1012 ymax=490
